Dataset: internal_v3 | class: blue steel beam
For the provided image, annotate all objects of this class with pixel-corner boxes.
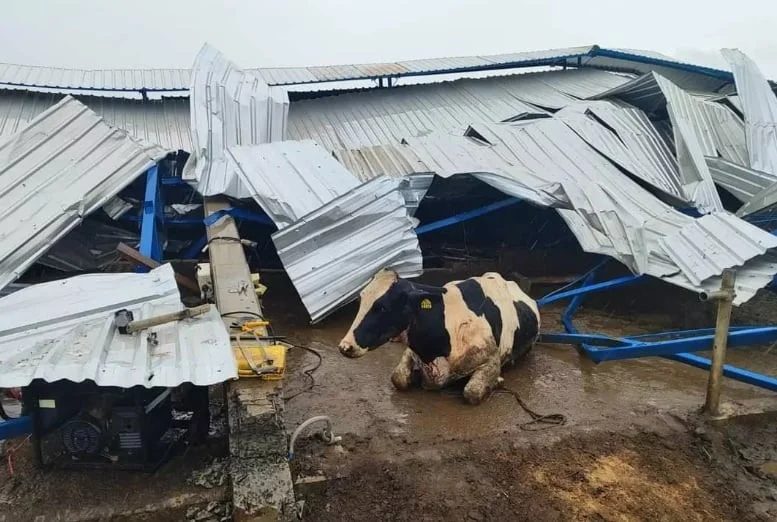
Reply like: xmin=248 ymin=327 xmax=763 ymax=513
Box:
xmin=138 ymin=165 xmax=164 ymax=267
xmin=415 ymin=197 xmax=522 ymax=236
xmin=537 ymin=274 xmax=644 ymax=306
xmin=0 ymin=416 xmax=32 ymax=440
xmin=667 ymin=353 xmax=777 ymax=393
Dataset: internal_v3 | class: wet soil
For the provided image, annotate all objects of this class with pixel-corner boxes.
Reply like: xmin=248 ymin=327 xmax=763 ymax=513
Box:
xmin=260 ymin=271 xmax=777 ymax=521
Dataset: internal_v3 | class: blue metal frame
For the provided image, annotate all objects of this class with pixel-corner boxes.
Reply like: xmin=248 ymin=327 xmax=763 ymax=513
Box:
xmin=0 ymin=416 xmax=32 ymax=441
xmin=137 ymin=165 xmax=164 ymax=267
xmin=538 ymin=260 xmax=777 ymax=392
xmin=415 ymin=197 xmax=522 ymax=236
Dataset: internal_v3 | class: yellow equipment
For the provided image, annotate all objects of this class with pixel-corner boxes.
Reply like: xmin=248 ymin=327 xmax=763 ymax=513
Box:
xmin=231 ymin=320 xmax=287 ymax=380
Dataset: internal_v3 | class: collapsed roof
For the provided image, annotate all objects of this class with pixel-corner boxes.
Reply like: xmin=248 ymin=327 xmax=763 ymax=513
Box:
xmin=1 ymin=43 xmax=776 ymax=321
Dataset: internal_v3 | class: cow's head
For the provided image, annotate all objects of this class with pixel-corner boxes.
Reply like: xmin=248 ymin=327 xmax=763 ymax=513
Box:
xmin=338 ymin=269 xmax=412 ymax=358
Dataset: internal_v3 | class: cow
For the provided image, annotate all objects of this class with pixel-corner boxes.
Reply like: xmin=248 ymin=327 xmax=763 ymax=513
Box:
xmin=338 ymin=269 xmax=540 ymax=404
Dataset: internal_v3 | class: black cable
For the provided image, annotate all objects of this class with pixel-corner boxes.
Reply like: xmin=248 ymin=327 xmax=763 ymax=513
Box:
xmin=220 ymin=310 xmax=265 ymax=320
xmin=492 ymin=386 xmax=566 ymax=431
xmin=281 ymin=342 xmax=323 ymax=402
xmin=207 ymin=236 xmax=245 ymax=247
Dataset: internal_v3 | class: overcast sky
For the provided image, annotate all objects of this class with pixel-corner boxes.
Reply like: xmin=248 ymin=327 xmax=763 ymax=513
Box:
xmin=1 ymin=0 xmax=776 ymax=78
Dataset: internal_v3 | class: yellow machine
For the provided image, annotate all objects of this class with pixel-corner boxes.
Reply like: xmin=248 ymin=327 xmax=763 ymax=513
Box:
xmin=232 ymin=320 xmax=287 ymax=380
xmin=196 ymin=264 xmax=285 ymax=380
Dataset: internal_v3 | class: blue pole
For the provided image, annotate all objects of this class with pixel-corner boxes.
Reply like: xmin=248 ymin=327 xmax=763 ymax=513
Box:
xmin=415 ymin=198 xmax=522 ymax=235
xmin=138 ymin=165 xmax=164 ymax=269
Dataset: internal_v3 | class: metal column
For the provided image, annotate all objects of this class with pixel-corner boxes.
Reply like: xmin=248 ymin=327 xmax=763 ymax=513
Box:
xmin=138 ymin=165 xmax=164 ymax=267
xmin=203 ymin=197 xmax=294 ymax=520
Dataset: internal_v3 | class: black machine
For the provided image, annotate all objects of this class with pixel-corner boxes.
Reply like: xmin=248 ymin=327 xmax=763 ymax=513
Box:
xmin=22 ymin=380 xmax=209 ymax=471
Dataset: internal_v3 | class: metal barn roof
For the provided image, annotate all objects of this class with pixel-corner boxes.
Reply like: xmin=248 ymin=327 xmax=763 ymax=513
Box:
xmin=0 ymin=45 xmax=735 ymax=93
xmin=0 ymin=264 xmax=236 ymax=388
xmin=0 ymin=96 xmax=167 ymax=292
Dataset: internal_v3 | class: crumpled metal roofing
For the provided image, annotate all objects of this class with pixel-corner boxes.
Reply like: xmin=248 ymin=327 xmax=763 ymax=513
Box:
xmin=226 ymin=140 xmax=359 ymax=228
xmin=555 ymin=100 xmax=686 ymax=204
xmin=288 ymin=69 xmax=630 ymax=151
xmin=704 ymin=157 xmax=777 ymax=204
xmin=0 ymin=89 xmax=191 ymax=151
xmin=333 ymin=120 xmax=777 ymax=304
xmin=722 ymin=49 xmax=777 ymax=177
xmin=272 ymin=176 xmax=423 ymax=322
xmin=0 ymin=96 xmax=167 ymax=292
xmin=183 ymin=44 xmax=289 ymax=197
xmin=0 ymin=45 xmax=734 ymax=92
xmin=0 ymin=264 xmax=236 ymax=388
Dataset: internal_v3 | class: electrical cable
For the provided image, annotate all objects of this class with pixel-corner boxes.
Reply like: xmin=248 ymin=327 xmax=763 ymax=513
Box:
xmin=281 ymin=341 xmax=323 ymax=402
xmin=492 ymin=386 xmax=566 ymax=431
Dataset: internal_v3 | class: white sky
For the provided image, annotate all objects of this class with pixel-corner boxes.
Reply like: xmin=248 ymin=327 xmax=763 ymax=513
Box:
xmin=1 ymin=0 xmax=776 ymax=78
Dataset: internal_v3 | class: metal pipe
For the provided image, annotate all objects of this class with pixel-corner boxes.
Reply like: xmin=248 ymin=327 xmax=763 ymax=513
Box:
xmin=704 ymin=269 xmax=736 ymax=416
xmin=287 ymin=416 xmax=340 ymax=460
xmin=126 ymin=304 xmax=211 ymax=334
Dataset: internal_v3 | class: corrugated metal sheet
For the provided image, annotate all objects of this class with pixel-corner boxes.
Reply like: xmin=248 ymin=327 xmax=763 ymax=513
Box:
xmin=0 ymin=89 xmax=191 ymax=150
xmin=272 ymin=176 xmax=423 ymax=322
xmin=470 ymin=120 xmax=777 ymax=303
xmin=0 ymin=45 xmax=734 ymax=94
xmin=705 ymin=157 xmax=777 ymax=203
xmin=722 ymin=49 xmax=777 ymax=177
xmin=0 ymin=62 xmax=191 ymax=91
xmin=595 ymin=72 xmax=747 ymax=166
xmin=0 ymin=264 xmax=236 ymax=388
xmin=287 ymin=69 xmax=630 ymax=151
xmin=737 ymin=180 xmax=777 ymax=217
xmin=0 ymin=96 xmax=167 ymax=292
xmin=226 ymin=140 xmax=359 ymax=228
xmin=183 ymin=44 xmax=289 ymax=197
xmin=556 ymin=100 xmax=687 ymax=203
xmin=334 ymin=121 xmax=777 ymax=304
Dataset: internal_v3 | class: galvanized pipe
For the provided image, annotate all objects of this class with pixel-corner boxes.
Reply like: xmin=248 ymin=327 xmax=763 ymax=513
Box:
xmin=704 ymin=269 xmax=736 ymax=416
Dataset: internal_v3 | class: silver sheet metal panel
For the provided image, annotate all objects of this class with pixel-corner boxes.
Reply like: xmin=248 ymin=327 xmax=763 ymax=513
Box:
xmin=556 ymin=101 xmax=686 ymax=203
xmin=0 ymin=264 xmax=236 ymax=388
xmin=184 ymin=44 xmax=289 ymax=197
xmin=227 ymin=140 xmax=359 ymax=228
xmin=0 ymin=45 xmax=733 ymax=92
xmin=0 ymin=89 xmax=191 ymax=151
xmin=287 ymin=69 xmax=630 ymax=151
xmin=337 ymin=121 xmax=777 ymax=304
xmin=705 ymin=157 xmax=777 ymax=204
xmin=0 ymin=96 xmax=167 ymax=292
xmin=0 ymin=62 xmax=191 ymax=91
xmin=722 ymin=49 xmax=777 ymax=177
xmin=272 ymin=176 xmax=423 ymax=322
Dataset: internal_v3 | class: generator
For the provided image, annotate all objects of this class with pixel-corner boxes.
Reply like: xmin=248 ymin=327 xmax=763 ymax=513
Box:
xmin=22 ymin=379 xmax=208 ymax=471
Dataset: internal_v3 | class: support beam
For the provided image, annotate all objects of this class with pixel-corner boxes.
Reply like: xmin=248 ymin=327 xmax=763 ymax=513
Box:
xmin=704 ymin=269 xmax=736 ymax=416
xmin=415 ymin=197 xmax=522 ymax=236
xmin=138 ymin=165 xmax=164 ymax=267
xmin=203 ymin=197 xmax=294 ymax=521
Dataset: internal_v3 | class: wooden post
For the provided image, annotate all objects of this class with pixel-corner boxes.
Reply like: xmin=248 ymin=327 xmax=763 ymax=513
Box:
xmin=704 ymin=269 xmax=736 ymax=417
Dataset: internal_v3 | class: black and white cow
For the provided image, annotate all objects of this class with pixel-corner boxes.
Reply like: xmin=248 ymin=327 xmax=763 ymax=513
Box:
xmin=338 ymin=269 xmax=540 ymax=404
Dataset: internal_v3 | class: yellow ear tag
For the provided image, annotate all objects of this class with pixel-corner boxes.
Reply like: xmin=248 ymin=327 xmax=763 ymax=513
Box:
xmin=420 ymin=298 xmax=432 ymax=310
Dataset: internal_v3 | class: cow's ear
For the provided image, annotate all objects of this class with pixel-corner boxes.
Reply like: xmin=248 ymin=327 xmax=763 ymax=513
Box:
xmin=406 ymin=290 xmax=440 ymax=313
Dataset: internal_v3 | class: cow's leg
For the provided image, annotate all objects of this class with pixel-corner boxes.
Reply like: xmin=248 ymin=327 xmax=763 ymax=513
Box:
xmin=463 ymin=355 xmax=501 ymax=405
xmin=391 ymin=348 xmax=418 ymax=390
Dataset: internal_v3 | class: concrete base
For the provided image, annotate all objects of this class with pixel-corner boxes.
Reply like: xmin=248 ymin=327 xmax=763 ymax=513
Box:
xmin=227 ymin=379 xmax=295 ymax=521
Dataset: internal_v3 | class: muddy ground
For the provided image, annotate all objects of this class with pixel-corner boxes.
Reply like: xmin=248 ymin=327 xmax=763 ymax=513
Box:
xmin=3 ymin=270 xmax=777 ymax=520
xmin=263 ymin=271 xmax=777 ymax=521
